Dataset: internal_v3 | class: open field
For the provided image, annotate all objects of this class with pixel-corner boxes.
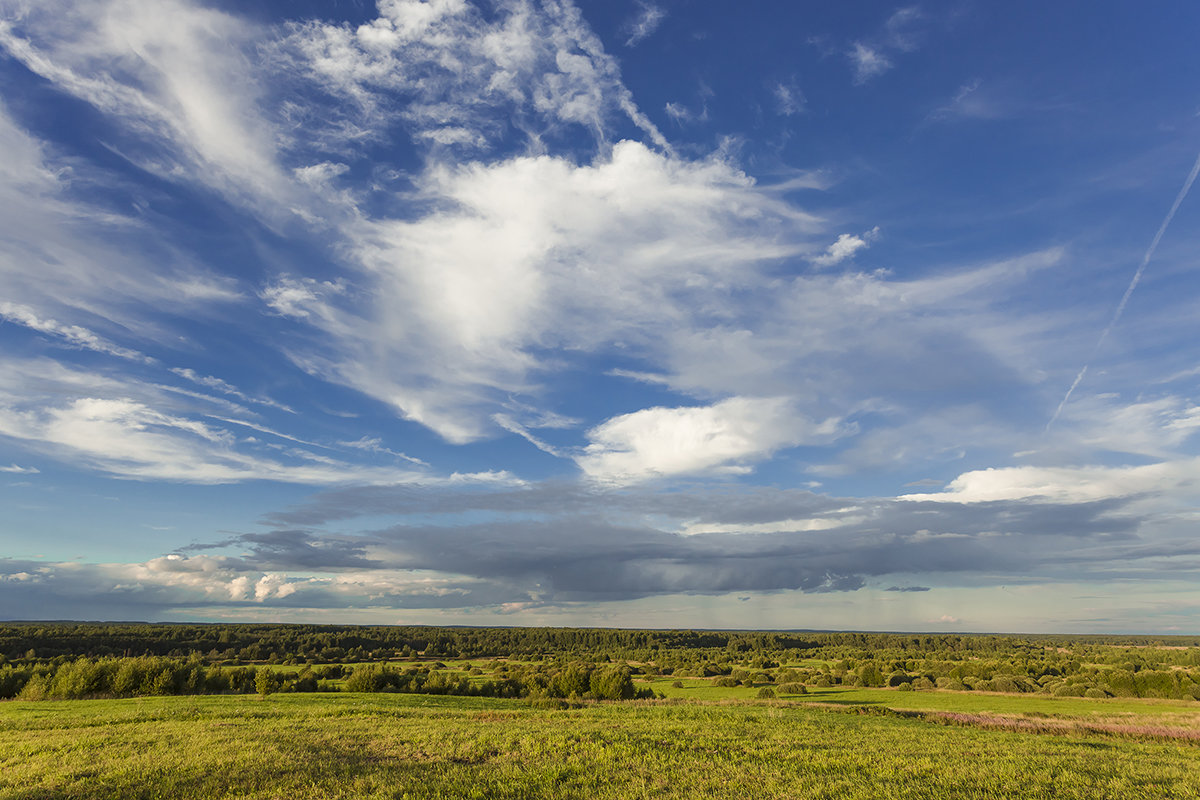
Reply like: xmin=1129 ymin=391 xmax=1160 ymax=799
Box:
xmin=3 ymin=692 xmax=1200 ymax=800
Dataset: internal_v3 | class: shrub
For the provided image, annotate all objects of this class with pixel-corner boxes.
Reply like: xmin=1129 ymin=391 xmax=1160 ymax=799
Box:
xmin=757 ymin=687 xmax=775 ymax=699
xmin=857 ymin=663 xmax=884 ymax=687
xmin=778 ymin=682 xmax=806 ymax=695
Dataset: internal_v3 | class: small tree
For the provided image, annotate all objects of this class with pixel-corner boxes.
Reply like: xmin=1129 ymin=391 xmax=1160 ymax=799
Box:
xmin=256 ymin=668 xmax=279 ymax=698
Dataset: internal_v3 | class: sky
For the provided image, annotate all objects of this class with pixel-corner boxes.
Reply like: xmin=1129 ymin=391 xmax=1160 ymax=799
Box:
xmin=1 ymin=0 xmax=1199 ymax=633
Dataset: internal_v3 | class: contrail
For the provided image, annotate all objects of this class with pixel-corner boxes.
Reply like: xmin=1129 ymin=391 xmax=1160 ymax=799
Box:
xmin=1047 ymin=149 xmax=1200 ymax=430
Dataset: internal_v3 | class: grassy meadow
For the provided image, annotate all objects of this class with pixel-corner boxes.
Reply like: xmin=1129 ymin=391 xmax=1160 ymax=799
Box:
xmin=6 ymin=624 xmax=1200 ymax=798
xmin=3 ymin=689 xmax=1200 ymax=799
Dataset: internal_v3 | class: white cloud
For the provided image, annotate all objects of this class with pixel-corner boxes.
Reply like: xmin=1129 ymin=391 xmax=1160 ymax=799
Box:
xmin=848 ymin=42 xmax=892 ymax=83
xmin=277 ymin=140 xmax=819 ymax=442
xmin=339 ymin=436 xmax=429 ymax=466
xmin=811 ymin=226 xmax=880 ymax=267
xmin=169 ymin=368 xmax=294 ymax=414
xmin=901 ymin=458 xmax=1200 ymax=504
xmin=0 ymin=356 xmax=509 ymax=486
xmin=773 ymin=81 xmax=805 ymax=116
xmin=577 ymin=396 xmax=846 ymax=484
xmin=0 ymin=301 xmax=154 ymax=363
xmin=0 ymin=0 xmax=297 ymax=215
xmin=0 ymin=97 xmax=246 ymax=370
xmin=0 ymin=464 xmax=38 ymax=474
xmin=680 ymin=516 xmax=863 ymax=535
xmin=624 ymin=2 xmax=666 ymax=47
xmin=284 ymin=0 xmax=670 ymax=152
xmin=884 ymin=6 xmax=923 ymax=52
xmin=664 ymin=100 xmax=707 ymax=125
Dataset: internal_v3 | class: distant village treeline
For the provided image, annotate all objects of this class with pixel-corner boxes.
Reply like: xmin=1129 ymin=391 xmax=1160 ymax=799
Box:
xmin=2 ymin=623 xmax=1199 ymax=702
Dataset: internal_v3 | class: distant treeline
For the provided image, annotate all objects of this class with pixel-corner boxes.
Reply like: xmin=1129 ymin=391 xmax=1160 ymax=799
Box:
xmin=2 ymin=622 xmax=1198 ymax=702
xmin=0 ymin=655 xmax=655 ymax=702
xmin=5 ymin=622 xmax=1198 ymax=664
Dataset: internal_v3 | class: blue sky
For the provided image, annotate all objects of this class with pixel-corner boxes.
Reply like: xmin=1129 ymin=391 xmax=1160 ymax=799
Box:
xmin=1 ymin=0 xmax=1199 ymax=632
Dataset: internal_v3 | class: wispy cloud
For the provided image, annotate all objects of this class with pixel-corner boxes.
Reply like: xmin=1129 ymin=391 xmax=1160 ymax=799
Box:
xmin=772 ymin=80 xmax=805 ymax=116
xmin=927 ymin=79 xmax=1009 ymax=123
xmin=0 ymin=356 xmax=504 ymax=486
xmin=0 ymin=301 xmax=154 ymax=364
xmin=848 ymin=42 xmax=892 ymax=84
xmin=884 ymin=6 xmax=924 ymax=52
xmin=170 ymin=368 xmax=294 ymax=414
xmin=843 ymin=6 xmax=929 ymax=85
xmin=338 ymin=436 xmax=430 ymax=467
xmin=624 ymin=1 xmax=666 ymax=47
xmin=1048 ymin=149 xmax=1200 ymax=428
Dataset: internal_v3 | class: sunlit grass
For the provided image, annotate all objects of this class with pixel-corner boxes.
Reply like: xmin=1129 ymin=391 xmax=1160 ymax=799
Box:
xmin=3 ymin=692 xmax=1199 ymax=799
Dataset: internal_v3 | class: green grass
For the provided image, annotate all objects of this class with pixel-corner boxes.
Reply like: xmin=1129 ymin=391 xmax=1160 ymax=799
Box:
xmin=3 ymin=693 xmax=1200 ymax=799
xmin=651 ymin=677 xmax=1200 ymax=717
xmin=795 ymin=686 xmax=1200 ymax=719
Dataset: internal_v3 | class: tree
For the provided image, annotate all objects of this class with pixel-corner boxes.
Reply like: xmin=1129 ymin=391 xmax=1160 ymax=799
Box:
xmin=256 ymin=668 xmax=279 ymax=698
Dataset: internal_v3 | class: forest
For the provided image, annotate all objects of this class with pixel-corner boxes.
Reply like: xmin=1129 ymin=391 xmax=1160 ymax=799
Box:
xmin=3 ymin=622 xmax=1199 ymax=702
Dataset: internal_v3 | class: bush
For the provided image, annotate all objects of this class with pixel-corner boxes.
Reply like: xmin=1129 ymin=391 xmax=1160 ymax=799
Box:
xmin=857 ymin=663 xmax=884 ymax=687
xmin=778 ymin=682 xmax=806 ymax=695
xmin=757 ymin=687 xmax=775 ymax=699
xmin=590 ymin=666 xmax=635 ymax=700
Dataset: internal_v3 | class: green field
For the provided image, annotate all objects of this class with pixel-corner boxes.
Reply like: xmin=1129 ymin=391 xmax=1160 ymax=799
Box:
xmin=3 ymin=692 xmax=1200 ymax=799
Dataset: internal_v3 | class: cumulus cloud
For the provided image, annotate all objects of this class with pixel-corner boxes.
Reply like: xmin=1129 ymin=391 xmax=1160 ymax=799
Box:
xmin=811 ymin=226 xmax=880 ymax=266
xmin=577 ymin=397 xmax=846 ymax=484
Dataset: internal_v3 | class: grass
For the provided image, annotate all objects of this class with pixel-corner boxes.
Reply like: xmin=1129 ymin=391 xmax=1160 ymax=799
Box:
xmin=3 ymin=692 xmax=1200 ymax=799
xmin=652 ymin=677 xmax=1200 ymax=714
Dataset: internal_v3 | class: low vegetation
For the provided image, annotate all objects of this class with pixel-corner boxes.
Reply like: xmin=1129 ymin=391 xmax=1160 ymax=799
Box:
xmin=3 ymin=623 xmax=1199 ymax=798
xmin=4 ymin=692 xmax=1200 ymax=799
